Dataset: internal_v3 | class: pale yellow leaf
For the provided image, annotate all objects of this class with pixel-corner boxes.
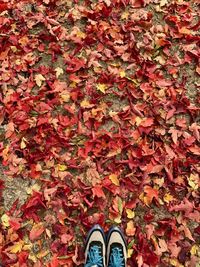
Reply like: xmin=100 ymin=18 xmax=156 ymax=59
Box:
xmin=60 ymin=93 xmax=70 ymax=102
xmin=119 ymin=70 xmax=126 ymax=78
xmin=35 ymin=74 xmax=45 ymax=87
xmin=113 ymin=215 xmax=121 ymax=224
xmin=160 ymin=0 xmax=168 ymax=7
xmin=109 ymin=174 xmax=120 ymax=186
xmin=135 ymin=116 xmax=142 ymax=126
xmin=26 ymin=184 xmax=41 ymax=195
xmin=55 ymin=67 xmax=64 ymax=78
xmin=104 ymin=0 xmax=111 ymax=6
xmin=121 ymin=11 xmax=129 ymax=20
xmin=80 ymin=99 xmax=94 ymax=108
xmin=1 ymin=214 xmax=10 ymax=227
xmin=15 ymin=59 xmax=21 ymax=65
xmin=20 ymin=137 xmax=27 ymax=149
xmin=187 ymin=173 xmax=198 ymax=190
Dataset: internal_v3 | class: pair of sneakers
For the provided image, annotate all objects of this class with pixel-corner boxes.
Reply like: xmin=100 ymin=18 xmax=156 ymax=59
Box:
xmin=84 ymin=225 xmax=127 ymax=267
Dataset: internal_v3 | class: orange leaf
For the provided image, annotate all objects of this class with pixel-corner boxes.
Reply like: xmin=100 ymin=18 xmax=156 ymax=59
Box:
xmin=126 ymin=220 xmax=136 ymax=236
xmin=143 ymin=185 xmax=159 ymax=206
xmin=29 ymin=223 xmax=45 ymax=241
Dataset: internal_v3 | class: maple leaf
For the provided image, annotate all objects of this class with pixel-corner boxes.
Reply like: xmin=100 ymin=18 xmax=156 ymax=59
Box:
xmin=141 ymin=186 xmax=159 ymax=206
xmin=109 ymin=174 xmax=120 ymax=186
xmin=189 ymin=123 xmax=200 ymax=141
xmin=9 ymin=240 xmax=24 ymax=254
xmin=126 ymin=220 xmax=136 ymax=236
xmin=35 ymin=74 xmax=45 ymax=87
xmin=126 ymin=209 xmax=135 ymax=219
xmin=169 ymin=198 xmax=194 ymax=217
xmin=1 ymin=214 xmax=10 ymax=227
xmin=96 ymin=83 xmax=108 ymax=94
xmin=92 ymin=185 xmax=106 ymax=198
xmin=29 ymin=223 xmax=45 ymax=241
xmin=139 ymin=118 xmax=154 ymax=127
xmin=55 ymin=67 xmax=64 ymax=78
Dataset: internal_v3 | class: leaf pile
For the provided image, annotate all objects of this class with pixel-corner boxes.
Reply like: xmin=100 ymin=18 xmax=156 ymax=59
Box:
xmin=0 ymin=0 xmax=199 ymax=266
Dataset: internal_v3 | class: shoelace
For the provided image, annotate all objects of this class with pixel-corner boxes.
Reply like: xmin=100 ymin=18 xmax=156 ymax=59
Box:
xmin=85 ymin=245 xmax=103 ymax=267
xmin=109 ymin=247 xmax=124 ymax=267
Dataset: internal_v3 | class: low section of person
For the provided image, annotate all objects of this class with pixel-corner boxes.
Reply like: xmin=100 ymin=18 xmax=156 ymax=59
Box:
xmin=84 ymin=225 xmax=127 ymax=267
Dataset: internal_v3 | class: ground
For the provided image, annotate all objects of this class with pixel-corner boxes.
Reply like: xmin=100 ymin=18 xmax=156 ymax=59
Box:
xmin=0 ymin=0 xmax=200 ymax=266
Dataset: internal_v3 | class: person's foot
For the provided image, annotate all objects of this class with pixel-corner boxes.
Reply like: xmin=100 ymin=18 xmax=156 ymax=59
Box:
xmin=107 ymin=226 xmax=127 ymax=267
xmin=84 ymin=224 xmax=106 ymax=267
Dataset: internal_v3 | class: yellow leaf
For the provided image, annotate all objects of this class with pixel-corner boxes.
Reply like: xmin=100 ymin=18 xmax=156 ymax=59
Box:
xmin=135 ymin=117 xmax=142 ymax=126
xmin=163 ymin=193 xmax=174 ymax=203
xmin=37 ymin=250 xmax=50 ymax=259
xmin=11 ymin=46 xmax=17 ymax=52
xmin=170 ymin=258 xmax=184 ymax=267
xmin=20 ymin=137 xmax=27 ymax=149
xmin=76 ymin=30 xmax=86 ymax=39
xmin=80 ymin=99 xmax=94 ymax=108
xmin=28 ymin=253 xmax=37 ymax=263
xmin=55 ymin=67 xmax=64 ymax=78
xmin=60 ymin=93 xmax=70 ymax=102
xmin=126 ymin=209 xmax=135 ymax=219
xmin=58 ymin=164 xmax=67 ymax=171
xmin=15 ymin=59 xmax=21 ymax=65
xmin=121 ymin=11 xmax=129 ymax=20
xmin=179 ymin=27 xmax=191 ymax=35
xmin=69 ymin=81 xmax=77 ymax=88
xmin=1 ymin=214 xmax=10 ymax=227
xmin=26 ymin=184 xmax=41 ymax=195
xmin=128 ymin=248 xmax=134 ymax=258
xmin=113 ymin=215 xmax=121 ymax=224
xmin=187 ymin=173 xmax=198 ymax=190
xmin=35 ymin=74 xmax=45 ymax=87
xmin=119 ymin=70 xmax=126 ymax=78
xmin=109 ymin=174 xmax=120 ymax=186
xmin=23 ymin=244 xmax=32 ymax=251
xmin=9 ymin=240 xmax=24 ymax=253
xmin=190 ymin=244 xmax=199 ymax=256
xmin=160 ymin=0 xmax=168 ymax=7
xmin=96 ymin=83 xmax=108 ymax=94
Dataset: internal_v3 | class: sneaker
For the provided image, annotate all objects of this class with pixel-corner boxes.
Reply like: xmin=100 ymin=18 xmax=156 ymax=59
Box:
xmin=107 ymin=226 xmax=127 ymax=267
xmin=84 ymin=224 xmax=106 ymax=267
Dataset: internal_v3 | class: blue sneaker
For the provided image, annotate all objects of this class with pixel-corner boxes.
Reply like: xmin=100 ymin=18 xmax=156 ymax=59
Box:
xmin=107 ymin=227 xmax=127 ymax=267
xmin=84 ymin=225 xmax=106 ymax=267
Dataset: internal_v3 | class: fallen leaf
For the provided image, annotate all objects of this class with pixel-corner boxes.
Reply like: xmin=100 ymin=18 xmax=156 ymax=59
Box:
xmin=126 ymin=209 xmax=135 ymax=219
xmin=29 ymin=223 xmax=45 ymax=241
xmin=35 ymin=74 xmax=45 ymax=87
xmin=55 ymin=67 xmax=64 ymax=78
xmin=109 ymin=174 xmax=120 ymax=186
xmin=9 ymin=240 xmax=24 ymax=254
xmin=126 ymin=220 xmax=136 ymax=236
xmin=1 ymin=214 xmax=10 ymax=227
xmin=96 ymin=83 xmax=108 ymax=94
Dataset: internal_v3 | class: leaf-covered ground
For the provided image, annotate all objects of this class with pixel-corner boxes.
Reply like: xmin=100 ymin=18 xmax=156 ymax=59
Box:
xmin=0 ymin=0 xmax=200 ymax=266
